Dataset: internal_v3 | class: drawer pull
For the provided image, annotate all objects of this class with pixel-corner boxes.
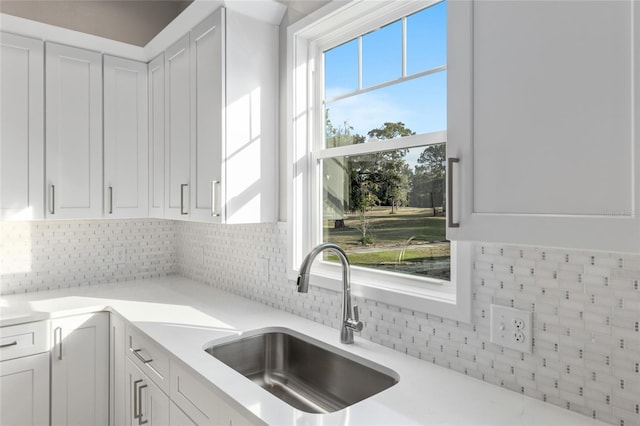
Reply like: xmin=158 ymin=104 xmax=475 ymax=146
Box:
xmin=55 ymin=326 xmax=63 ymax=360
xmin=132 ymin=348 xmax=153 ymax=364
xmin=133 ymin=379 xmax=143 ymax=420
xmin=138 ymin=384 xmax=148 ymax=425
xmin=0 ymin=341 xmax=17 ymax=348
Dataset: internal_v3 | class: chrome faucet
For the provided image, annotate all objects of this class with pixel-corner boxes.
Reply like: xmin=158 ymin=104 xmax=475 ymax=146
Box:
xmin=297 ymin=243 xmax=364 ymax=344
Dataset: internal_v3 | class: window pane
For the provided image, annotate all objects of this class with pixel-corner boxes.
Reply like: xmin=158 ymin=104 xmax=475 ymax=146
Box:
xmin=407 ymin=1 xmax=447 ymax=75
xmin=324 ymin=39 xmax=359 ymax=99
xmin=324 ymin=70 xmax=446 ymax=147
xmin=322 ymin=144 xmax=450 ymax=280
xmin=362 ymin=20 xmax=402 ymax=88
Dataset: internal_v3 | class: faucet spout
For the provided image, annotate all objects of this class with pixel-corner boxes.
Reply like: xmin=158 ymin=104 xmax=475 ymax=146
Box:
xmin=296 ymin=243 xmax=364 ymax=344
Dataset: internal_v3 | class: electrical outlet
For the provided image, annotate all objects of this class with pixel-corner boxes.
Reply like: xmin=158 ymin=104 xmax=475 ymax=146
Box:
xmin=490 ymin=304 xmax=533 ymax=353
xmin=258 ymin=257 xmax=270 ymax=281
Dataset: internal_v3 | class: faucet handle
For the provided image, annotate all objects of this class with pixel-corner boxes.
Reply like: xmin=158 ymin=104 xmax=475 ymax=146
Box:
xmin=345 ymin=306 xmax=364 ymax=332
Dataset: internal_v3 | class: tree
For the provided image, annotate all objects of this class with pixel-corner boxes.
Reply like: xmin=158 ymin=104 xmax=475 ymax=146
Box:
xmin=366 ymin=122 xmax=414 ymax=213
xmin=410 ymin=143 xmax=446 ymax=215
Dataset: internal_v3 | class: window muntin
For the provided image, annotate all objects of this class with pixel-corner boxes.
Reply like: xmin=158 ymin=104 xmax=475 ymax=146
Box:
xmin=318 ymin=1 xmax=449 ymax=284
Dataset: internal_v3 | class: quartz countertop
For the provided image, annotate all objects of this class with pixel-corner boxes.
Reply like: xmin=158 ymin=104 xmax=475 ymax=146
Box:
xmin=0 ymin=276 xmax=606 ymax=426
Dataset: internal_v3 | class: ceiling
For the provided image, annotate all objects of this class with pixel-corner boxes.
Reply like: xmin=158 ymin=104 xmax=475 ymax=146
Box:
xmin=0 ymin=0 xmax=194 ymax=46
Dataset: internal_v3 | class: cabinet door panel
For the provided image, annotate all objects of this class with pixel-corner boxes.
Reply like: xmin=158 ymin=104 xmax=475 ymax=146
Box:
xmin=104 ymin=55 xmax=148 ymax=218
xmin=165 ymin=34 xmax=191 ymax=219
xmin=125 ymin=358 xmax=169 ymax=426
xmin=149 ymin=54 xmax=166 ymax=218
xmin=0 ymin=352 xmax=49 ymax=426
xmin=45 ymin=42 xmax=102 ymax=219
xmin=51 ymin=313 xmax=109 ymax=426
xmin=447 ymin=0 xmax=640 ymax=252
xmin=190 ymin=10 xmax=224 ymax=222
xmin=0 ymin=32 xmax=44 ymax=220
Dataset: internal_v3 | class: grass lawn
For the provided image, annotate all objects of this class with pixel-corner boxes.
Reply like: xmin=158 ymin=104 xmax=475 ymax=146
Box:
xmin=323 ymin=206 xmax=451 ymax=279
xmin=325 ymin=206 xmax=447 ymax=248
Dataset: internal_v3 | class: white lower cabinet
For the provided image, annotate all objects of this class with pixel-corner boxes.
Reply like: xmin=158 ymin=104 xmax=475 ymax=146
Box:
xmin=170 ymin=401 xmax=197 ymax=426
xmin=0 ymin=352 xmax=49 ymax=426
xmin=171 ymin=360 xmax=264 ymax=426
xmin=125 ymin=358 xmax=170 ymax=426
xmin=51 ymin=312 xmax=109 ymax=425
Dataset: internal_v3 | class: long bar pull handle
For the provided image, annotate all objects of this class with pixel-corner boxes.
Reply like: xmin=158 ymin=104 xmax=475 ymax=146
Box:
xmin=137 ymin=384 xmax=148 ymax=425
xmin=133 ymin=379 xmax=143 ymax=420
xmin=54 ymin=326 xmax=62 ymax=360
xmin=447 ymin=157 xmax=460 ymax=228
xmin=0 ymin=341 xmax=18 ymax=348
xmin=50 ymin=184 xmax=55 ymax=214
xmin=132 ymin=348 xmax=153 ymax=364
xmin=108 ymin=186 xmax=113 ymax=214
xmin=211 ymin=180 xmax=220 ymax=217
xmin=180 ymin=184 xmax=188 ymax=215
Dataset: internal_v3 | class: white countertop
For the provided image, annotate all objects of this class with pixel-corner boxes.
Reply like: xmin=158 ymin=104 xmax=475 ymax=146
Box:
xmin=0 ymin=276 xmax=606 ymax=426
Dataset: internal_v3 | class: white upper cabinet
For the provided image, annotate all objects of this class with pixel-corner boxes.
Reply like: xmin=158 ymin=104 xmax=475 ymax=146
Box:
xmin=447 ymin=0 xmax=640 ymax=252
xmin=103 ymin=55 xmax=149 ymax=218
xmin=189 ymin=11 xmax=224 ymax=223
xmin=161 ymin=7 xmax=278 ymax=224
xmin=165 ymin=34 xmax=192 ymax=220
xmin=148 ymin=54 xmax=166 ymax=218
xmin=46 ymin=42 xmax=103 ymax=219
xmin=225 ymin=9 xmax=278 ymax=224
xmin=0 ymin=32 xmax=44 ymax=221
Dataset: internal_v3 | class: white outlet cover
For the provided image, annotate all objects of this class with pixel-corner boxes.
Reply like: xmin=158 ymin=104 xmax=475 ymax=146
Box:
xmin=490 ymin=304 xmax=533 ymax=353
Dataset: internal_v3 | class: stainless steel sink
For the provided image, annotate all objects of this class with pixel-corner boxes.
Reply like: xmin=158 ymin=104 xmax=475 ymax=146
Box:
xmin=204 ymin=329 xmax=399 ymax=413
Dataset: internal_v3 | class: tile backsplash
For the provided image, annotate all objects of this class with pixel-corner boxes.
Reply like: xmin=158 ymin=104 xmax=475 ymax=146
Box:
xmin=1 ymin=218 xmax=638 ymax=425
xmin=0 ymin=219 xmax=177 ymax=295
xmin=176 ymin=221 xmax=640 ymax=426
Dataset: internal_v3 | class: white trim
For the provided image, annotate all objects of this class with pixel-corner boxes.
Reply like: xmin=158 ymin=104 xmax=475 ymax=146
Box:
xmin=315 ymin=130 xmax=446 ymax=159
xmin=287 ymin=0 xmax=472 ymax=323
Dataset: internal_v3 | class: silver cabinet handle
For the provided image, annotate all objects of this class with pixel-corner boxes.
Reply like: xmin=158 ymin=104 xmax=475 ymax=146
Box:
xmin=132 ymin=348 xmax=153 ymax=364
xmin=108 ymin=186 xmax=113 ymax=214
xmin=54 ymin=326 xmax=63 ymax=360
xmin=0 ymin=341 xmax=17 ymax=348
xmin=211 ymin=180 xmax=220 ymax=217
xmin=447 ymin=157 xmax=460 ymax=228
xmin=137 ymin=384 xmax=148 ymax=425
xmin=180 ymin=183 xmax=188 ymax=215
xmin=50 ymin=184 xmax=55 ymax=214
xmin=133 ymin=379 xmax=143 ymax=420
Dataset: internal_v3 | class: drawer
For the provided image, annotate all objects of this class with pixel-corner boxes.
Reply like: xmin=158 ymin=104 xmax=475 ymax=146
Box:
xmin=125 ymin=325 xmax=170 ymax=394
xmin=0 ymin=321 xmax=49 ymax=361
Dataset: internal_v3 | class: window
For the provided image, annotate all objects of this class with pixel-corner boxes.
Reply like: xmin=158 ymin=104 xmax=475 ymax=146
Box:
xmin=287 ymin=0 xmax=471 ymax=321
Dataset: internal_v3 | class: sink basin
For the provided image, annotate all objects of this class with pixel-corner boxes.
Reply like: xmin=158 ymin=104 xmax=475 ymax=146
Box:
xmin=204 ymin=328 xmax=399 ymax=413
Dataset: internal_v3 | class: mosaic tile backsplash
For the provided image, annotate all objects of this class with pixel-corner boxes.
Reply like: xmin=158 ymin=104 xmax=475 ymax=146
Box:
xmin=175 ymin=221 xmax=640 ymax=426
xmin=0 ymin=219 xmax=177 ymax=294
xmin=1 ymin=218 xmax=638 ymax=425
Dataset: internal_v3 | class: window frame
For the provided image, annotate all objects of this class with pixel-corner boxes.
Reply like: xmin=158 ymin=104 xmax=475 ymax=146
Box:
xmin=286 ymin=0 xmax=472 ymax=322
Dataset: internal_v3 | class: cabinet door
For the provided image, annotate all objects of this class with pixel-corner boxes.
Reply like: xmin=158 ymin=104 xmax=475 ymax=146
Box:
xmin=165 ymin=34 xmax=191 ymax=220
xmin=0 ymin=352 xmax=49 ymax=426
xmin=104 ymin=55 xmax=149 ymax=218
xmin=51 ymin=313 xmax=109 ymax=425
xmin=447 ymin=1 xmax=640 ymax=252
xmin=149 ymin=54 xmax=166 ymax=218
xmin=125 ymin=358 xmax=169 ymax=426
xmin=111 ymin=314 xmax=126 ymax=426
xmin=169 ymin=401 xmax=197 ymax=426
xmin=225 ymin=10 xmax=278 ymax=224
xmin=0 ymin=32 xmax=44 ymax=221
xmin=45 ymin=42 xmax=102 ymax=219
xmin=189 ymin=10 xmax=224 ymax=223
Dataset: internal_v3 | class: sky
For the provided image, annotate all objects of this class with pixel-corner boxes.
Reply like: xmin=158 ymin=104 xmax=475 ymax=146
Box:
xmin=323 ymin=1 xmax=447 ymax=166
